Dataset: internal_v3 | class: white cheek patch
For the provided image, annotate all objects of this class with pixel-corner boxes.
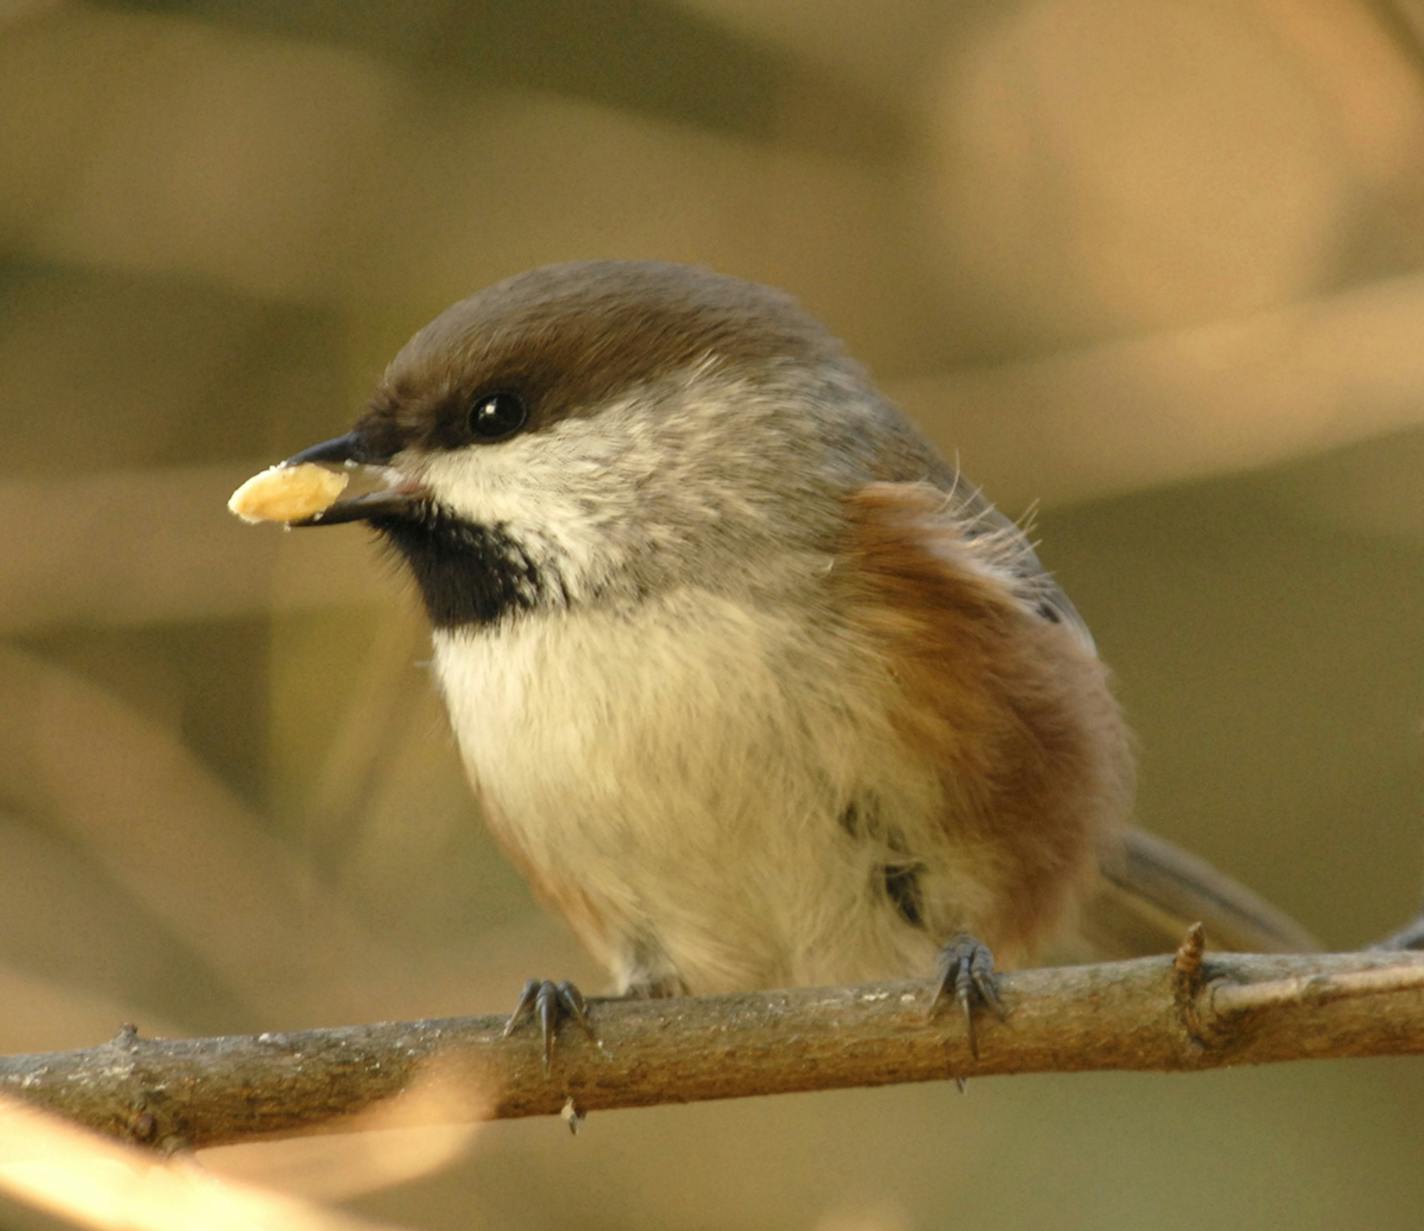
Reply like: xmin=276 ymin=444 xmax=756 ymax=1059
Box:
xmin=407 ymin=416 xmax=638 ymax=599
xmin=397 ymin=370 xmax=788 ymax=604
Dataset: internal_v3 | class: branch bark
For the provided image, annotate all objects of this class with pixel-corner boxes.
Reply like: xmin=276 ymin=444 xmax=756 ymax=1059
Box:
xmin=4 ymin=943 xmax=1422 ymax=1151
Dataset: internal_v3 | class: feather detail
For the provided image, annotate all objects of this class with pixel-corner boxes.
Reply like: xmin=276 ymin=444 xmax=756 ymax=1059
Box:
xmin=840 ymin=482 xmax=1135 ymax=958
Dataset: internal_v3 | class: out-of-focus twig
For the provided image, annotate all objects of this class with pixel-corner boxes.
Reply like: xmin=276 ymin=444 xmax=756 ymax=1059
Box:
xmin=2 ymin=946 xmax=1421 ymax=1151
xmin=0 ymin=1097 xmax=404 ymax=1231
xmin=894 ymin=271 xmax=1424 ymax=507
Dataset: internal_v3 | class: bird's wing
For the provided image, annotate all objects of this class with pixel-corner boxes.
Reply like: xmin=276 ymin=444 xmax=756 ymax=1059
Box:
xmin=840 ymin=480 xmax=1134 ymax=957
xmin=898 ymin=460 xmax=1098 ymax=650
xmin=843 ymin=478 xmax=1320 ymax=961
xmin=909 ymin=477 xmax=1321 ymax=956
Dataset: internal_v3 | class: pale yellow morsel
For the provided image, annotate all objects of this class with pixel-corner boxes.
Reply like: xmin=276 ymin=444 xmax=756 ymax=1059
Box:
xmin=227 ymin=463 xmax=349 ymax=524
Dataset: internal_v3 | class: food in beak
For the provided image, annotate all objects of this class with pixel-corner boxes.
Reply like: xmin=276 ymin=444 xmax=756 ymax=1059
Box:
xmin=227 ymin=463 xmax=349 ymax=525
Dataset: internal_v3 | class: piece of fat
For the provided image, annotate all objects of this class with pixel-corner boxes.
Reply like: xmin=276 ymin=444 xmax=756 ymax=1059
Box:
xmin=228 ymin=463 xmax=348 ymax=525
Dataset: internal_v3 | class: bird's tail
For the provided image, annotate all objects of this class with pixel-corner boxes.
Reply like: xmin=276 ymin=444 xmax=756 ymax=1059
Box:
xmin=1067 ymin=826 xmax=1321 ymax=959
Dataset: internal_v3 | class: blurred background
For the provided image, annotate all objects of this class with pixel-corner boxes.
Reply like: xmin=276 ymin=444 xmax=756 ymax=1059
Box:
xmin=3 ymin=0 xmax=1424 ymax=1227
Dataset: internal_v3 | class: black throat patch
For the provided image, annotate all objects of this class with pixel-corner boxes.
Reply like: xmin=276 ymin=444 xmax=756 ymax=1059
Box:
xmin=370 ymin=506 xmax=555 ymax=629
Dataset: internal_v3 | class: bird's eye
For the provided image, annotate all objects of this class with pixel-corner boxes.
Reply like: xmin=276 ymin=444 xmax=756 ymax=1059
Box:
xmin=467 ymin=391 xmax=527 ymax=442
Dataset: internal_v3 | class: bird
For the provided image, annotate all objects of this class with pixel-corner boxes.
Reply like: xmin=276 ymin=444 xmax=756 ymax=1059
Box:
xmin=273 ymin=260 xmax=1311 ymax=1062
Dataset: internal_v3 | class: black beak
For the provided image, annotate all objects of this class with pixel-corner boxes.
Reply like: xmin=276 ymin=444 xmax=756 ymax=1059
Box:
xmin=285 ymin=433 xmax=366 ymax=466
xmin=281 ymin=433 xmax=425 ymax=527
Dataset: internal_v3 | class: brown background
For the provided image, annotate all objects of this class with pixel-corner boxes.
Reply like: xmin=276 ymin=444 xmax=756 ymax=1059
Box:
xmin=3 ymin=2 xmax=1424 ymax=1228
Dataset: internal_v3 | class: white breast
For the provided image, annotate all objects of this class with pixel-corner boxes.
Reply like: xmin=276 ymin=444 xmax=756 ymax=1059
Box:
xmin=431 ymin=589 xmax=960 ymax=994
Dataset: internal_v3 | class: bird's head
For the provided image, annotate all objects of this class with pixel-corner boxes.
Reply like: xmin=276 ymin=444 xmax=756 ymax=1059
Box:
xmin=288 ymin=260 xmax=925 ymax=628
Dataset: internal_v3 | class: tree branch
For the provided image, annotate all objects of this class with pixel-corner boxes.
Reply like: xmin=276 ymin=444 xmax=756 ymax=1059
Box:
xmin=4 ymin=943 xmax=1422 ymax=1151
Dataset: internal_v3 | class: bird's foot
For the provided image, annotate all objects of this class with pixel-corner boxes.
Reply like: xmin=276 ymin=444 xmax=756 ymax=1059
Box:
xmin=502 ymin=978 xmax=596 ymax=1072
xmin=929 ymin=933 xmax=1006 ymax=1060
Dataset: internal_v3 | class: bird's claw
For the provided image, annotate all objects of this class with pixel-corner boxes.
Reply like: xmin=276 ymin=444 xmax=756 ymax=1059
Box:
xmin=929 ymin=933 xmax=1006 ymax=1059
xmin=503 ymin=978 xmax=596 ymax=1072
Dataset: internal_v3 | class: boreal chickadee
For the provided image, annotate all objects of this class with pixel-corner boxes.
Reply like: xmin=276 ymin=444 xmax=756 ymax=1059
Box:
xmin=279 ymin=260 xmax=1136 ymax=1062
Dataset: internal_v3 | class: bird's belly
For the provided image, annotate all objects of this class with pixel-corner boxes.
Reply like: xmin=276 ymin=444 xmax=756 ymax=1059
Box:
xmin=431 ymin=591 xmax=956 ymax=992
